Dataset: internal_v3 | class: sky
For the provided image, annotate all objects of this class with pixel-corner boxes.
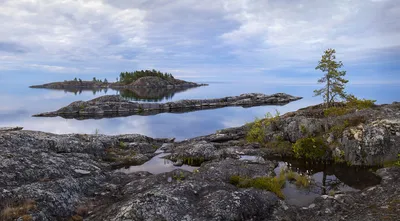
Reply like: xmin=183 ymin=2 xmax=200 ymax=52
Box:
xmin=0 ymin=0 xmax=399 ymax=85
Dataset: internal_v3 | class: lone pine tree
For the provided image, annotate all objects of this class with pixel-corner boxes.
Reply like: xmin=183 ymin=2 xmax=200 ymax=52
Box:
xmin=314 ymin=48 xmax=348 ymax=107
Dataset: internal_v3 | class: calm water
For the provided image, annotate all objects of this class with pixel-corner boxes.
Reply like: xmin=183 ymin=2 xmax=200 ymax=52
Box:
xmin=0 ymin=79 xmax=399 ymax=140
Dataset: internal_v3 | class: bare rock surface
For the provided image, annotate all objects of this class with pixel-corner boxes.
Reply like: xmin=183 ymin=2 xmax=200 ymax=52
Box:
xmin=33 ymin=93 xmax=302 ymax=119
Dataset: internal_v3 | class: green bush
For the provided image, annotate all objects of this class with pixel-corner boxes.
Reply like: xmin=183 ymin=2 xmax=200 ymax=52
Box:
xmin=119 ymin=141 xmax=127 ymax=149
xmin=245 ymin=118 xmax=266 ymax=144
xmin=292 ymin=137 xmax=328 ymax=160
xmin=346 ymin=94 xmax=376 ymax=109
xmin=324 ymin=95 xmax=376 ymax=117
xmin=246 ymin=110 xmax=280 ymax=144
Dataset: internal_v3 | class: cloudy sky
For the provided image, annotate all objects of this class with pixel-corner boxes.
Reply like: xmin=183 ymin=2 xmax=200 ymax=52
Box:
xmin=0 ymin=0 xmax=399 ymax=84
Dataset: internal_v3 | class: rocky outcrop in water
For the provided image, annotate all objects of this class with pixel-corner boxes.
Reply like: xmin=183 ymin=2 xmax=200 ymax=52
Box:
xmin=30 ymin=81 xmax=109 ymax=89
xmin=33 ymin=93 xmax=303 ymax=119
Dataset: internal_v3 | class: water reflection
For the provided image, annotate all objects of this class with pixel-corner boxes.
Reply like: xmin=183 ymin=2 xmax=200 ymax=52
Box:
xmin=30 ymin=86 xmax=198 ymax=102
xmin=273 ymin=159 xmax=381 ymax=206
xmin=1 ymin=83 xmax=399 ymax=140
xmin=120 ymin=87 xmax=196 ymax=102
xmin=117 ymin=152 xmax=199 ymax=174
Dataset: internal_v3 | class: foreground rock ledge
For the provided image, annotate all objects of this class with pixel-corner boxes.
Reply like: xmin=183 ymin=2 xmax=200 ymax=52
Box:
xmin=0 ymin=129 xmax=399 ymax=221
xmin=33 ymin=93 xmax=302 ymax=119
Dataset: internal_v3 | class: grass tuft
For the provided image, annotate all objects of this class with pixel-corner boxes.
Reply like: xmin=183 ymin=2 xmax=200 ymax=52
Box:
xmin=230 ymin=174 xmax=286 ymax=199
xmin=1 ymin=200 xmax=36 ymax=221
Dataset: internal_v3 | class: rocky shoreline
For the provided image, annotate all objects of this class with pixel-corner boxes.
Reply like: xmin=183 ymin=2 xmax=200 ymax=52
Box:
xmin=33 ymin=93 xmax=303 ymax=119
xmin=1 ymin=102 xmax=400 ymax=220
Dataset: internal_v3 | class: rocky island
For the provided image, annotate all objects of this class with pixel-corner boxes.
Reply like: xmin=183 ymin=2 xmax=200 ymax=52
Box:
xmin=32 ymin=93 xmax=302 ymax=119
xmin=1 ymin=100 xmax=400 ymax=221
xmin=30 ymin=70 xmax=207 ymax=90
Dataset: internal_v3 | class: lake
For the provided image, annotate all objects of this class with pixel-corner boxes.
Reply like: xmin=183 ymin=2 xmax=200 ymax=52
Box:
xmin=0 ymin=79 xmax=399 ymax=140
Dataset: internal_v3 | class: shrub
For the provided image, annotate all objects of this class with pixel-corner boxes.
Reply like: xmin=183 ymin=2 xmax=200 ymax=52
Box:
xmin=292 ymin=137 xmax=328 ymax=160
xmin=119 ymin=141 xmax=127 ymax=149
xmin=246 ymin=110 xmax=280 ymax=144
xmin=246 ymin=118 xmax=266 ymax=144
xmin=346 ymin=94 xmax=376 ymax=109
xmin=324 ymin=95 xmax=376 ymax=117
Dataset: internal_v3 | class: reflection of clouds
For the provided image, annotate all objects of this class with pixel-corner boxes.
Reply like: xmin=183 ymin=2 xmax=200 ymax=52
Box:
xmin=0 ymin=116 xmax=152 ymax=136
xmin=0 ymin=84 xmax=399 ymax=140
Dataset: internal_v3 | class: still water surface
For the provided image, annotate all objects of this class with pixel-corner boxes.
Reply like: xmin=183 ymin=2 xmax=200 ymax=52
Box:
xmin=1 ymin=82 xmax=399 ymax=140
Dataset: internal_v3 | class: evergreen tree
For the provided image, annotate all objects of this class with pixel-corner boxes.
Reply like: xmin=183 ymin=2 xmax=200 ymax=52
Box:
xmin=93 ymin=77 xmax=96 ymax=82
xmin=314 ymin=49 xmax=348 ymax=107
xmin=104 ymin=78 xmax=108 ymax=83
xmin=74 ymin=77 xmax=77 ymax=81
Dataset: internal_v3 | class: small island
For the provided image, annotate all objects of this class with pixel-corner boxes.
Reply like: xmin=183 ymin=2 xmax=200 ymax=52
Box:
xmin=32 ymin=93 xmax=303 ymax=119
xmin=29 ymin=69 xmax=207 ymax=90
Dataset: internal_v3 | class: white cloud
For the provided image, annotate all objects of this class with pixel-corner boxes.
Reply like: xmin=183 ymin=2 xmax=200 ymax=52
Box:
xmin=0 ymin=0 xmax=398 ymax=78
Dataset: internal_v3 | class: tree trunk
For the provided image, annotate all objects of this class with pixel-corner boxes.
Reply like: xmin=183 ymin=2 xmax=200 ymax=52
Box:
xmin=326 ymin=76 xmax=330 ymax=108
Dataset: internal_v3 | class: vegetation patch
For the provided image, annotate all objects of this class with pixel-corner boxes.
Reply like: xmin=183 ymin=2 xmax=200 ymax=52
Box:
xmin=292 ymin=137 xmax=329 ymax=161
xmin=119 ymin=141 xmax=127 ymax=149
xmin=329 ymin=120 xmax=350 ymax=138
xmin=280 ymin=168 xmax=312 ymax=188
xmin=68 ymin=215 xmax=83 ymax=221
xmin=179 ymin=157 xmax=205 ymax=166
xmin=229 ymin=173 xmax=286 ymax=199
xmin=384 ymin=154 xmax=400 ymax=167
xmin=173 ymin=171 xmax=186 ymax=181
xmin=1 ymin=200 xmax=36 ymax=221
xmin=246 ymin=110 xmax=280 ymax=145
xmin=264 ymin=138 xmax=293 ymax=156
xmin=324 ymin=96 xmax=376 ymax=117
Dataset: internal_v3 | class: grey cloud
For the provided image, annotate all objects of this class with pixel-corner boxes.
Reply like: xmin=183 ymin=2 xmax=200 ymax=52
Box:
xmin=0 ymin=42 xmax=28 ymax=53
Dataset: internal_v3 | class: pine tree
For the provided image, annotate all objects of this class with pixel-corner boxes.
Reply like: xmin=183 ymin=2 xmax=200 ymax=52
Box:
xmin=314 ymin=49 xmax=348 ymax=107
xmin=104 ymin=78 xmax=108 ymax=83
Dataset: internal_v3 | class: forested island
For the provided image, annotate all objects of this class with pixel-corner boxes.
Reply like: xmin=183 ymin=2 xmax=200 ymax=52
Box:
xmin=30 ymin=69 xmax=207 ymax=90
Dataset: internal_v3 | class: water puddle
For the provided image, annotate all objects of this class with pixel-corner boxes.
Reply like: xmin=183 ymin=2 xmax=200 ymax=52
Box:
xmin=239 ymin=155 xmax=263 ymax=162
xmin=117 ymin=152 xmax=199 ymax=175
xmin=273 ymin=159 xmax=382 ymax=207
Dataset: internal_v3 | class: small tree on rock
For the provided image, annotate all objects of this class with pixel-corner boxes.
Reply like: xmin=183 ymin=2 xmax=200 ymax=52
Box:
xmin=314 ymin=48 xmax=348 ymax=107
